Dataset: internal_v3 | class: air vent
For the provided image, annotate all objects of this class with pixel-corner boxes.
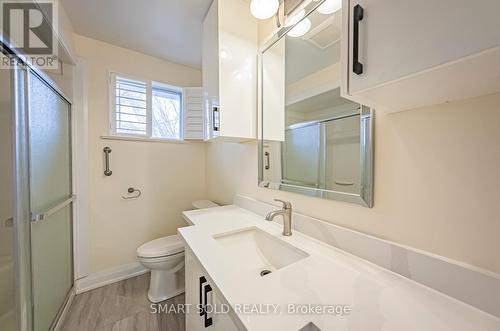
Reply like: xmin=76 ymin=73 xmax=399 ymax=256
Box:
xmin=302 ymin=13 xmax=341 ymax=50
xmin=307 ymin=23 xmax=340 ymax=49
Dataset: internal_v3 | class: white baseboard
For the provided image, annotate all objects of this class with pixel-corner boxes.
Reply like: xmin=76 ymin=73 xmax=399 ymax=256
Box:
xmin=75 ymin=262 xmax=149 ymax=294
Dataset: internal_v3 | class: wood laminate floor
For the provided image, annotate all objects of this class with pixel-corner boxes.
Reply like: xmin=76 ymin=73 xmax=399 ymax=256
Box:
xmin=61 ymin=274 xmax=185 ymax=331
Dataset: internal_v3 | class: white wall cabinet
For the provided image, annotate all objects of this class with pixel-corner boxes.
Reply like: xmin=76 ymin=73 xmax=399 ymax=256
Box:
xmin=341 ymin=0 xmax=500 ymax=112
xmin=185 ymin=248 xmax=240 ymax=331
xmin=261 ymin=38 xmax=285 ymax=142
xmin=202 ymin=0 xmax=258 ymax=141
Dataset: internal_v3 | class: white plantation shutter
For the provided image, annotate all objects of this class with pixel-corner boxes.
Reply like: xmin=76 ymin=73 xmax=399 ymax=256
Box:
xmin=183 ymin=88 xmax=204 ymax=140
xmin=110 ymin=73 xmax=204 ymax=141
xmin=114 ymin=76 xmax=148 ymax=136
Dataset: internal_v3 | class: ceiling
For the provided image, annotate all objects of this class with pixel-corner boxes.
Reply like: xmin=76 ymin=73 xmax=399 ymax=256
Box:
xmin=285 ymin=9 xmax=341 ymax=84
xmin=61 ymin=0 xmax=212 ymax=69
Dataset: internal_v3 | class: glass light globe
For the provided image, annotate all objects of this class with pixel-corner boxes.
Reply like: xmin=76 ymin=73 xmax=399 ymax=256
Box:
xmin=250 ymin=0 xmax=279 ymax=20
xmin=287 ymin=17 xmax=311 ymax=37
xmin=317 ymin=0 xmax=342 ymax=14
xmin=284 ymin=9 xmax=305 ymax=27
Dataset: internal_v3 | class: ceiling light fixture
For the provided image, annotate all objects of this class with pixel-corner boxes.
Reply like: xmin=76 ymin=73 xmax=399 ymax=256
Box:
xmin=317 ymin=0 xmax=342 ymax=14
xmin=250 ymin=0 xmax=280 ymax=20
xmin=287 ymin=17 xmax=311 ymax=37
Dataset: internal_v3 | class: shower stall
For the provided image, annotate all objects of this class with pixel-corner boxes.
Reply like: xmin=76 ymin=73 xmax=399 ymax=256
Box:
xmin=1 ymin=45 xmax=74 ymax=331
xmin=282 ymin=114 xmax=361 ymax=194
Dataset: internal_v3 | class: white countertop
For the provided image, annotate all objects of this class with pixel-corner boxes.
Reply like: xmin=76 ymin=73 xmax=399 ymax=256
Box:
xmin=179 ymin=205 xmax=500 ymax=331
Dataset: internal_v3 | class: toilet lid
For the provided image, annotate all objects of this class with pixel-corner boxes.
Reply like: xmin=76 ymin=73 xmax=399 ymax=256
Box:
xmin=137 ymin=235 xmax=184 ymax=258
xmin=192 ymin=200 xmax=218 ymax=209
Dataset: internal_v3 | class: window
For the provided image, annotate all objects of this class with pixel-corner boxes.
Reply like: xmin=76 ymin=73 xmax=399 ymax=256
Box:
xmin=111 ymin=74 xmax=183 ymax=140
xmin=152 ymin=85 xmax=182 ymax=139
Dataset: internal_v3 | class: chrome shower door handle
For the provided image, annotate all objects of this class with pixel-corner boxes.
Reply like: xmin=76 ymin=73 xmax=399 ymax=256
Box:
xmin=103 ymin=146 xmax=112 ymax=176
xmin=31 ymin=195 xmax=76 ymax=222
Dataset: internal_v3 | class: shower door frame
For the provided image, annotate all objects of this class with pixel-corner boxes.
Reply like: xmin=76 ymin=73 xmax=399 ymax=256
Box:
xmin=3 ymin=41 xmax=75 ymax=331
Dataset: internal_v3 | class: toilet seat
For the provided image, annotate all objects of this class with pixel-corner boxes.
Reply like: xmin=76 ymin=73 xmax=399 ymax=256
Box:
xmin=137 ymin=234 xmax=184 ymax=258
xmin=138 ymin=251 xmax=184 ymax=263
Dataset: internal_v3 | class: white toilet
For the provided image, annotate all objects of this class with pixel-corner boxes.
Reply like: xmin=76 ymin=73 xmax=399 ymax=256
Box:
xmin=137 ymin=200 xmax=218 ymax=303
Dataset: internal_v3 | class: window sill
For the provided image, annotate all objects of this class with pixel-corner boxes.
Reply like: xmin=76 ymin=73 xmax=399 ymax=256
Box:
xmin=100 ymin=135 xmax=199 ymax=144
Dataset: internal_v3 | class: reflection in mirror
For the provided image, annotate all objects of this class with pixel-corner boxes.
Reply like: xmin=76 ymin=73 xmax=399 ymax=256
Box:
xmin=259 ymin=2 xmax=374 ymax=207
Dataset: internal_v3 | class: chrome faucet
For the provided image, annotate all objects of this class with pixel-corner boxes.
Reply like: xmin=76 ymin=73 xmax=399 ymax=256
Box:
xmin=265 ymin=199 xmax=292 ymax=236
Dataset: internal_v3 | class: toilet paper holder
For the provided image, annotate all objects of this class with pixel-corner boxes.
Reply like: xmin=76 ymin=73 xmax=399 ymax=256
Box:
xmin=122 ymin=187 xmax=141 ymax=200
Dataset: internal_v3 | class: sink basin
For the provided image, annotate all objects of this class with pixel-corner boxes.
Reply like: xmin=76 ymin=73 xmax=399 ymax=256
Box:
xmin=213 ymin=227 xmax=309 ymax=276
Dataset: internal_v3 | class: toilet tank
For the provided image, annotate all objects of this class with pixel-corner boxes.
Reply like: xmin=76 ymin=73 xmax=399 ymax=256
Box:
xmin=191 ymin=200 xmax=218 ymax=209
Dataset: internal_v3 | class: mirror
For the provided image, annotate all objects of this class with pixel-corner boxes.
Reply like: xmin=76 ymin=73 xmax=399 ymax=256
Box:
xmin=258 ymin=0 xmax=374 ymax=207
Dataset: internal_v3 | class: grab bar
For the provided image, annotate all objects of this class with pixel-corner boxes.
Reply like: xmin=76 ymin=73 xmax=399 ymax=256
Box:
xmin=31 ymin=195 xmax=76 ymax=222
xmin=103 ymin=147 xmax=112 ymax=176
xmin=102 ymin=146 xmax=113 ymax=177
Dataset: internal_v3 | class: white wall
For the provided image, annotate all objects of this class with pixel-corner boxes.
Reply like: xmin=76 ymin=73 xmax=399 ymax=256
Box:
xmin=206 ymin=92 xmax=500 ymax=275
xmin=73 ymin=34 xmax=206 ymax=274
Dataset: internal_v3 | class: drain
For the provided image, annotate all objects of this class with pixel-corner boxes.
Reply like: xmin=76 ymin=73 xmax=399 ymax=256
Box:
xmin=260 ymin=269 xmax=272 ymax=277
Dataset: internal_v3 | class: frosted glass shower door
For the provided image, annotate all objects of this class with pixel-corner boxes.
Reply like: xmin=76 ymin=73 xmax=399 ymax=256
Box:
xmin=324 ymin=115 xmax=360 ymax=194
xmin=282 ymin=123 xmax=320 ymax=187
xmin=28 ymin=70 xmax=73 ymax=331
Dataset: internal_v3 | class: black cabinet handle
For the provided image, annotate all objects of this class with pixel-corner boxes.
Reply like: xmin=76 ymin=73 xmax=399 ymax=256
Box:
xmin=353 ymin=4 xmax=364 ymax=75
xmin=203 ymin=284 xmax=213 ymax=328
xmin=264 ymin=151 xmax=270 ymax=170
xmin=199 ymin=276 xmax=206 ymax=316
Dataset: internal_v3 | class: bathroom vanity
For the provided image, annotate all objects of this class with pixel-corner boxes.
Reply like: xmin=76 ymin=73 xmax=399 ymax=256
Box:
xmin=184 ymin=247 xmax=241 ymax=331
xmin=179 ymin=204 xmax=500 ymax=331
